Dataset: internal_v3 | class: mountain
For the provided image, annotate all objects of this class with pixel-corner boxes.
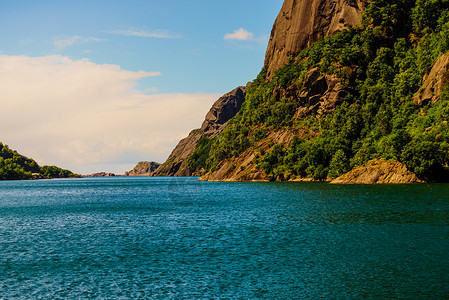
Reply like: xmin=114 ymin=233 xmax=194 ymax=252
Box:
xmin=0 ymin=142 xmax=80 ymax=180
xmin=125 ymin=161 xmax=160 ymax=176
xmin=151 ymin=86 xmax=246 ymax=176
xmin=163 ymin=0 xmax=449 ymax=183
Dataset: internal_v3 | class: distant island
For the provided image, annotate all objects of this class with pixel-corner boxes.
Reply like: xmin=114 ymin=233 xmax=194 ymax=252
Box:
xmin=82 ymin=161 xmax=161 ymax=178
xmin=83 ymin=172 xmax=118 ymax=178
xmin=0 ymin=142 xmax=80 ymax=180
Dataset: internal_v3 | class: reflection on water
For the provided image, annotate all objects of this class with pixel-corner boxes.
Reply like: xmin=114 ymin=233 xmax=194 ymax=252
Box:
xmin=0 ymin=177 xmax=448 ymax=298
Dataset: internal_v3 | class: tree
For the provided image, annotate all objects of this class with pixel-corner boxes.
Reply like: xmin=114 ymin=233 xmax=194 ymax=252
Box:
xmin=329 ymin=149 xmax=350 ymax=178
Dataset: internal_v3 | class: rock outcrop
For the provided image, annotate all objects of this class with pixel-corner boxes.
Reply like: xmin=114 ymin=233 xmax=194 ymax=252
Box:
xmin=199 ymin=86 xmax=246 ymax=138
xmin=275 ymin=67 xmax=348 ymax=118
xmin=330 ymin=159 xmax=421 ymax=184
xmin=264 ymin=0 xmax=367 ymax=78
xmin=414 ymin=52 xmax=449 ymax=106
xmin=125 ymin=161 xmax=160 ymax=176
xmin=151 ymin=86 xmax=246 ymax=176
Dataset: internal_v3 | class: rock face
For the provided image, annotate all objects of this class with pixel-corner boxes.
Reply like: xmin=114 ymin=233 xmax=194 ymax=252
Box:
xmin=151 ymin=86 xmax=246 ymax=176
xmin=276 ymin=67 xmax=348 ymax=118
xmin=199 ymin=86 xmax=246 ymax=138
xmin=264 ymin=0 xmax=367 ymax=78
xmin=125 ymin=161 xmax=160 ymax=176
xmin=199 ymin=0 xmax=366 ymax=182
xmin=414 ymin=52 xmax=449 ymax=106
xmin=154 ymin=0 xmax=368 ymax=181
xmin=330 ymin=159 xmax=421 ymax=184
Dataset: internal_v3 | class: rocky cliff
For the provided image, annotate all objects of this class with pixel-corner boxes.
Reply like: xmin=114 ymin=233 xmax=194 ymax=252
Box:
xmin=157 ymin=0 xmax=449 ymax=183
xmin=264 ymin=0 xmax=367 ymax=78
xmin=156 ymin=0 xmax=367 ymax=182
xmin=125 ymin=161 xmax=160 ymax=176
xmin=151 ymin=86 xmax=246 ymax=176
xmin=288 ymin=67 xmax=348 ymax=118
xmin=154 ymin=0 xmax=368 ymax=181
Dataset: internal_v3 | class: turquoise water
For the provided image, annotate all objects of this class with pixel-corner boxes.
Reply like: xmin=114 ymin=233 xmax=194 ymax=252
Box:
xmin=0 ymin=177 xmax=448 ymax=299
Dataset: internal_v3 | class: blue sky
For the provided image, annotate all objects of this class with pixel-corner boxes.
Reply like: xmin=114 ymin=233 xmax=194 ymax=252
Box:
xmin=0 ymin=0 xmax=283 ymax=93
xmin=0 ymin=0 xmax=284 ymax=174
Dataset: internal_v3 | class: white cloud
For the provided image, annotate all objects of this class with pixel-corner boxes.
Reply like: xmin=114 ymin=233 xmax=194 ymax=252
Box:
xmin=224 ymin=28 xmax=254 ymax=41
xmin=54 ymin=36 xmax=106 ymax=51
xmin=106 ymin=29 xmax=183 ymax=39
xmin=0 ymin=55 xmax=219 ymax=174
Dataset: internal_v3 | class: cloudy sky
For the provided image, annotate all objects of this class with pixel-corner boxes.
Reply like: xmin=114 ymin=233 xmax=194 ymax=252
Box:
xmin=0 ymin=0 xmax=283 ymax=174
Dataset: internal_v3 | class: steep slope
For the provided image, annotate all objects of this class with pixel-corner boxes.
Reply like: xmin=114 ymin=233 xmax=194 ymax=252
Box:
xmin=125 ymin=161 xmax=160 ymax=176
xmin=264 ymin=0 xmax=368 ymax=79
xmin=151 ymin=86 xmax=246 ymax=176
xmin=191 ymin=0 xmax=449 ymax=183
xmin=157 ymin=0 xmax=366 ymax=180
xmin=160 ymin=0 xmax=449 ymax=183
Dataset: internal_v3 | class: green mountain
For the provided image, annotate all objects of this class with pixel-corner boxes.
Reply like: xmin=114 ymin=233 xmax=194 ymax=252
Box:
xmin=0 ymin=142 xmax=80 ymax=180
xmin=156 ymin=0 xmax=449 ymax=183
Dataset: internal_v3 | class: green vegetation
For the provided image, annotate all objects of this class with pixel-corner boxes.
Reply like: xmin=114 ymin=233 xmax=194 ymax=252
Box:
xmin=186 ymin=136 xmax=215 ymax=170
xmin=40 ymin=165 xmax=80 ymax=179
xmin=0 ymin=143 xmax=80 ymax=180
xmin=187 ymin=0 xmax=449 ymax=182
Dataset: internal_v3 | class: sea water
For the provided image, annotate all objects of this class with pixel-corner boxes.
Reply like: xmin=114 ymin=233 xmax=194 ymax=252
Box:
xmin=0 ymin=177 xmax=448 ymax=299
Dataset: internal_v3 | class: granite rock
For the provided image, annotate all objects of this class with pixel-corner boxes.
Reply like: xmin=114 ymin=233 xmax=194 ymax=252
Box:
xmin=151 ymin=86 xmax=246 ymax=176
xmin=125 ymin=161 xmax=160 ymax=176
xmin=264 ymin=0 xmax=367 ymax=79
xmin=330 ymin=159 xmax=422 ymax=184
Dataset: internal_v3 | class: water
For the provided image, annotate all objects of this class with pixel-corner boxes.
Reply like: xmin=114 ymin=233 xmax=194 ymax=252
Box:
xmin=0 ymin=177 xmax=448 ymax=299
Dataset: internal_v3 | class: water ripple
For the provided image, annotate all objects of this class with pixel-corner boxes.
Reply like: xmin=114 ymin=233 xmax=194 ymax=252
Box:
xmin=0 ymin=177 xmax=448 ymax=298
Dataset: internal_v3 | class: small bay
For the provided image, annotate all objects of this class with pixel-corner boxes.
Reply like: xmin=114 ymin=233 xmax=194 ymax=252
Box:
xmin=0 ymin=177 xmax=448 ymax=298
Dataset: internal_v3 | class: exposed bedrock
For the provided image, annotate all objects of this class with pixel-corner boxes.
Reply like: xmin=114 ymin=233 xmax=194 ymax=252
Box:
xmin=264 ymin=0 xmax=368 ymax=79
xmin=151 ymin=86 xmax=246 ymax=177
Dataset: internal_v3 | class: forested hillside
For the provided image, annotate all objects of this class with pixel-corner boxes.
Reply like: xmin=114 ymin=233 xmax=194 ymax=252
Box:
xmin=188 ymin=0 xmax=449 ymax=182
xmin=0 ymin=143 xmax=80 ymax=180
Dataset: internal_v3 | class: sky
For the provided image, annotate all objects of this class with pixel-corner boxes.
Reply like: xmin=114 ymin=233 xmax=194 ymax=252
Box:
xmin=0 ymin=0 xmax=284 ymax=174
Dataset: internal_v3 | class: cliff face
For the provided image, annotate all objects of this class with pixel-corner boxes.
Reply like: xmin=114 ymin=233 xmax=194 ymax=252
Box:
xmin=264 ymin=0 xmax=367 ymax=78
xmin=125 ymin=161 xmax=160 ymax=176
xmin=280 ymin=67 xmax=349 ymax=118
xmin=199 ymin=86 xmax=246 ymax=138
xmin=157 ymin=0 xmax=449 ymax=183
xmin=151 ymin=86 xmax=246 ymax=176
xmin=158 ymin=0 xmax=367 ymax=181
